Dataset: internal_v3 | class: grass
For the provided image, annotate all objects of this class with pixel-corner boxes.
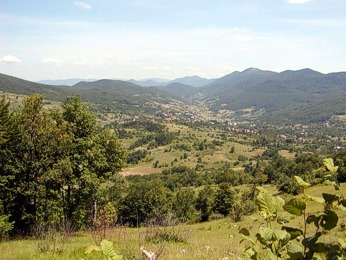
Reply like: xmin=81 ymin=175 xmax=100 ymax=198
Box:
xmin=121 ymin=121 xmax=266 ymax=175
xmin=1 ymin=183 xmax=345 ymax=259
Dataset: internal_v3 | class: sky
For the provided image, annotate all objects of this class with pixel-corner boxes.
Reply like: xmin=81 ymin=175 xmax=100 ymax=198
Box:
xmin=0 ymin=0 xmax=346 ymax=81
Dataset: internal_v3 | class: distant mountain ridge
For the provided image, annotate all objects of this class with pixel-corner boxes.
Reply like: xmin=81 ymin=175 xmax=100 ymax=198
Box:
xmin=127 ymin=78 xmax=169 ymax=87
xmin=39 ymin=75 xmax=214 ymax=88
xmin=168 ymin=76 xmax=214 ymax=87
xmin=154 ymin=82 xmax=199 ymax=97
xmin=200 ymin=68 xmax=346 ymax=122
xmin=3 ymin=68 xmax=346 ymax=123
xmin=37 ymin=78 xmax=98 ymax=86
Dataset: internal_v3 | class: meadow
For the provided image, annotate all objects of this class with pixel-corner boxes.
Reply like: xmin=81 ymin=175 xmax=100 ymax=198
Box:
xmin=1 ymin=183 xmax=345 ymax=260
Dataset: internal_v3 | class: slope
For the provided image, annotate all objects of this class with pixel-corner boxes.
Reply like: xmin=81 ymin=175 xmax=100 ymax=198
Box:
xmin=154 ymin=82 xmax=199 ymax=98
xmin=201 ymin=68 xmax=346 ymax=123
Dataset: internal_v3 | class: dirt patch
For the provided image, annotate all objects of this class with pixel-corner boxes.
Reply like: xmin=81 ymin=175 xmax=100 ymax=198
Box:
xmin=121 ymin=166 xmax=161 ymax=176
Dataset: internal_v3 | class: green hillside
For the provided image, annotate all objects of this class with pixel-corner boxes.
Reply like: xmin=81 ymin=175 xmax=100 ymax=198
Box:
xmin=0 ymin=73 xmax=67 ymax=101
xmin=155 ymin=82 xmax=199 ymax=98
xmin=2 ymin=68 xmax=346 ymax=123
xmin=201 ymin=68 xmax=346 ymax=123
xmin=0 ymin=74 xmax=179 ymax=115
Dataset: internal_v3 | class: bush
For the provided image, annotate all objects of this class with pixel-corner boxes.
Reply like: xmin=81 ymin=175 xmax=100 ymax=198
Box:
xmin=0 ymin=215 xmax=13 ymax=240
xmin=278 ymin=178 xmax=300 ymax=195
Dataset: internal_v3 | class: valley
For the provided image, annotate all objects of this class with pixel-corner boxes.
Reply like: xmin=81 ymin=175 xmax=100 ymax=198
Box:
xmin=1 ymin=70 xmax=346 ymax=259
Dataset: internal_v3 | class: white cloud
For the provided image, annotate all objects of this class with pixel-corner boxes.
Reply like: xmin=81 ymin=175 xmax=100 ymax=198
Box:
xmin=74 ymin=1 xmax=91 ymax=9
xmin=41 ymin=58 xmax=63 ymax=65
xmin=0 ymin=55 xmax=23 ymax=64
xmin=287 ymin=0 xmax=312 ymax=4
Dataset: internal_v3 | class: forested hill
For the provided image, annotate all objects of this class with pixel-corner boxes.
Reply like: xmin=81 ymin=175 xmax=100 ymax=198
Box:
xmin=154 ymin=82 xmax=199 ymax=97
xmin=0 ymin=74 xmax=179 ymax=115
xmin=70 ymin=79 xmax=180 ymax=113
xmin=0 ymin=73 xmax=67 ymax=101
xmin=199 ymin=68 xmax=346 ymax=123
xmin=2 ymin=68 xmax=346 ymax=123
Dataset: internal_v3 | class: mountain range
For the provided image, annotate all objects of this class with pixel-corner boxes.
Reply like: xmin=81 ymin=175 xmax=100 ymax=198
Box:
xmin=2 ymin=68 xmax=346 ymax=123
xmin=39 ymin=75 xmax=214 ymax=88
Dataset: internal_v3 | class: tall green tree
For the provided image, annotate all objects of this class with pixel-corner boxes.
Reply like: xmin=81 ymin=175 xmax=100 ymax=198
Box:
xmin=173 ymin=187 xmax=197 ymax=223
xmin=212 ymin=183 xmax=235 ymax=216
xmin=118 ymin=179 xmax=170 ymax=226
xmin=8 ymin=95 xmax=71 ymax=232
xmin=61 ymin=96 xmax=126 ymax=227
xmin=0 ymin=98 xmax=16 ymax=236
xmin=0 ymin=95 xmax=126 ymax=234
xmin=196 ymin=185 xmax=214 ymax=221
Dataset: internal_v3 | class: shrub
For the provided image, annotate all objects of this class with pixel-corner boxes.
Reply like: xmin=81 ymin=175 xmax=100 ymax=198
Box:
xmin=0 ymin=215 xmax=13 ymax=240
xmin=239 ymin=159 xmax=346 ymax=259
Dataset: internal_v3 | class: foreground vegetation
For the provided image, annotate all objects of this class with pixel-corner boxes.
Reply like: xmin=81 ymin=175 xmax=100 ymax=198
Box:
xmin=0 ymin=182 xmax=345 ymax=259
xmin=1 ymin=94 xmax=346 ymax=259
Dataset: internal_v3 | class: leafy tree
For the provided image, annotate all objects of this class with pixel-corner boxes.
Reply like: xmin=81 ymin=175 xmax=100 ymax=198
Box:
xmin=0 ymin=95 xmax=126 ymax=233
xmin=195 ymin=186 xmax=214 ymax=221
xmin=9 ymin=95 xmax=71 ymax=232
xmin=0 ymin=98 xmax=16 ymax=237
xmin=173 ymin=188 xmax=197 ymax=223
xmin=61 ymin=96 xmax=126 ymax=227
xmin=118 ymin=179 xmax=170 ymax=226
xmin=212 ymin=183 xmax=235 ymax=216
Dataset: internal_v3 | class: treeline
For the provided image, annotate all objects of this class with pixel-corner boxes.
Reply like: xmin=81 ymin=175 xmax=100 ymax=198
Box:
xmin=117 ymin=179 xmax=256 ymax=226
xmin=118 ymin=151 xmax=346 ymax=226
xmin=0 ymin=95 xmax=127 ymax=236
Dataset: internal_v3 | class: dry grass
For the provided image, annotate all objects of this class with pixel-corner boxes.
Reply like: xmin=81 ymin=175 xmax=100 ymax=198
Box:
xmin=121 ymin=166 xmax=161 ymax=176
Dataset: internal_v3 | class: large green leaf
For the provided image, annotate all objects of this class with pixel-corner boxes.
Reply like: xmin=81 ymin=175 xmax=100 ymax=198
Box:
xmin=294 ymin=176 xmax=310 ymax=188
xmin=240 ymin=235 xmax=258 ymax=247
xmin=340 ymin=199 xmax=346 ymax=207
xmin=306 ymin=213 xmax=326 ymax=229
xmin=294 ymin=176 xmax=310 ymax=194
xmin=256 ymin=232 xmax=268 ymax=246
xmin=323 ymin=158 xmax=339 ymax=173
xmin=321 ymin=210 xmax=338 ymax=230
xmin=259 ymin=226 xmax=276 ymax=241
xmin=322 ymin=193 xmax=340 ymax=205
xmin=277 ymin=216 xmax=290 ymax=224
xmin=302 ymin=232 xmax=321 ymax=248
xmin=313 ymin=243 xmax=329 ymax=253
xmin=239 ymin=227 xmax=250 ymax=237
xmin=339 ymin=238 xmax=346 ymax=249
xmin=278 ymin=233 xmax=291 ymax=248
xmin=265 ymin=248 xmax=278 ymax=260
xmin=287 ymin=243 xmax=303 ymax=260
xmin=243 ymin=246 xmax=257 ymax=259
xmin=255 ymin=189 xmax=284 ymax=220
xmin=282 ymin=226 xmax=303 ymax=240
xmin=258 ymin=226 xmax=288 ymax=242
xmin=283 ymin=198 xmax=306 ymax=216
xmin=100 ymin=240 xmax=117 ymax=258
xmin=303 ymin=194 xmax=325 ymax=204
xmin=85 ymin=245 xmax=101 ymax=254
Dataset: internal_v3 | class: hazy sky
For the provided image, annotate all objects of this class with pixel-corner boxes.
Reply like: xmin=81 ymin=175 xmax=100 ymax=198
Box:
xmin=1 ymin=0 xmax=345 ymax=81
